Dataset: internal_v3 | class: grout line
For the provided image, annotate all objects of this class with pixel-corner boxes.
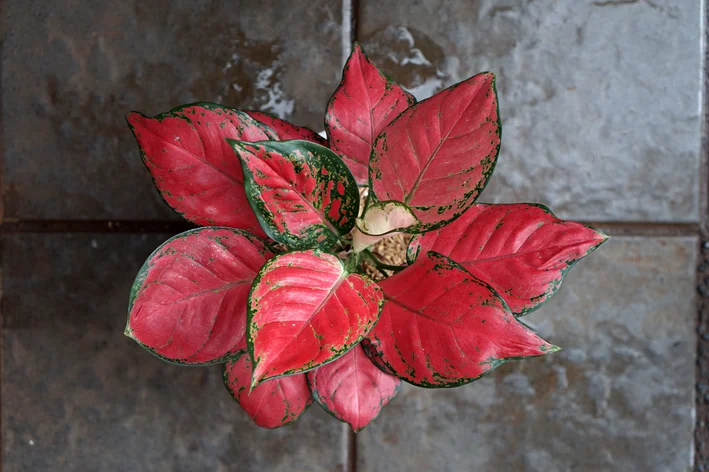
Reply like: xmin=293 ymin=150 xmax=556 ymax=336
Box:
xmin=0 ymin=219 xmax=700 ymax=236
xmin=351 ymin=0 xmax=360 ymax=45
xmin=1 ymin=0 xmax=6 ymax=465
xmin=341 ymin=1 xmax=358 ymax=471
xmin=0 ymin=220 xmax=196 ymax=234
xmin=342 ymin=0 xmax=353 ymax=68
xmin=343 ymin=424 xmax=357 ymax=472
xmin=583 ymin=221 xmax=699 ymax=238
xmin=696 ymin=0 xmax=709 ymax=469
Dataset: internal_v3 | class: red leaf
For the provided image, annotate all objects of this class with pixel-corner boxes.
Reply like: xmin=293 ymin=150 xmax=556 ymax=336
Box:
xmin=224 ymin=353 xmax=312 ymax=428
xmin=127 ymin=103 xmax=277 ymax=236
xmin=367 ymin=251 xmax=558 ymax=387
xmin=408 ymin=204 xmax=608 ymax=315
xmin=307 ymin=344 xmax=400 ymax=432
xmin=248 ymin=250 xmax=383 ymax=385
xmin=369 ymin=73 xmax=501 ymax=230
xmin=326 ymin=43 xmax=416 ymax=184
xmin=246 ymin=111 xmax=327 ymax=146
xmin=231 ymin=140 xmax=360 ymax=251
xmin=126 ymin=228 xmax=273 ymax=365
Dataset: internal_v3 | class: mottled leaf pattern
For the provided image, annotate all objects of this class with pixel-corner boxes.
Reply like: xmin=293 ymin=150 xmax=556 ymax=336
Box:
xmin=223 ymin=353 xmax=312 ymax=428
xmin=246 ymin=111 xmax=327 ymax=146
xmin=326 ymin=43 xmax=416 ymax=183
xmin=127 ymin=103 xmax=278 ymax=236
xmin=307 ymin=344 xmax=401 ymax=432
xmin=231 ymin=140 xmax=359 ymax=251
xmin=248 ymin=250 xmax=383 ymax=385
xmin=369 ymin=73 xmax=501 ymax=230
xmin=126 ymin=228 xmax=273 ymax=365
xmin=367 ymin=251 xmax=557 ymax=387
xmin=408 ymin=204 xmax=608 ymax=315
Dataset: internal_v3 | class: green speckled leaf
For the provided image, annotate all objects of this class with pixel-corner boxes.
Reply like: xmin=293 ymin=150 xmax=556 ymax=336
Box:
xmin=230 ymin=140 xmax=359 ymax=251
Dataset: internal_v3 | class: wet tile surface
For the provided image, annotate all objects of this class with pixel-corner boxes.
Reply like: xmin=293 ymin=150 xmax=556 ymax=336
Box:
xmin=1 ymin=234 xmax=344 ymax=471
xmin=2 ymin=0 xmax=342 ymax=220
xmin=358 ymin=237 xmax=698 ymax=471
xmin=359 ymin=0 xmax=701 ymax=222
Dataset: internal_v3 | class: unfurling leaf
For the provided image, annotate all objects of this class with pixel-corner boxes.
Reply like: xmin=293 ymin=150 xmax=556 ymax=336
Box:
xmin=127 ymin=103 xmax=278 ymax=236
xmin=326 ymin=43 xmax=416 ymax=184
xmin=369 ymin=73 xmax=501 ymax=231
xmin=367 ymin=251 xmax=558 ymax=388
xmin=408 ymin=204 xmax=608 ymax=315
xmin=223 ymin=353 xmax=312 ymax=428
xmin=231 ymin=140 xmax=359 ymax=251
xmin=352 ymin=201 xmax=418 ymax=253
xmin=126 ymin=228 xmax=274 ymax=365
xmin=307 ymin=344 xmax=401 ymax=432
xmin=248 ymin=250 xmax=383 ymax=386
xmin=246 ymin=111 xmax=327 ymax=146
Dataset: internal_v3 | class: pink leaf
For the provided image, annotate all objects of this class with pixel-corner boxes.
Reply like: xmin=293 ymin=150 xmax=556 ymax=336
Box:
xmin=224 ymin=353 xmax=312 ymax=428
xmin=127 ymin=103 xmax=278 ymax=236
xmin=307 ymin=344 xmax=401 ymax=432
xmin=246 ymin=111 xmax=327 ymax=146
xmin=369 ymin=73 xmax=501 ymax=230
xmin=408 ymin=204 xmax=608 ymax=315
xmin=326 ymin=43 xmax=416 ymax=184
xmin=248 ymin=250 xmax=383 ymax=386
xmin=126 ymin=227 xmax=273 ymax=365
xmin=367 ymin=251 xmax=558 ymax=387
xmin=352 ymin=201 xmax=418 ymax=252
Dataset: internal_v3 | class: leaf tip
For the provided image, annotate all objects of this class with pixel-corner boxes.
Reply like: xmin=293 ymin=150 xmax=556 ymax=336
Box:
xmin=352 ymin=41 xmax=365 ymax=55
xmin=545 ymin=344 xmax=562 ymax=354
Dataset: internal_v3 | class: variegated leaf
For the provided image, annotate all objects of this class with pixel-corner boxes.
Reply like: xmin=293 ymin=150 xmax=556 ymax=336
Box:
xmin=367 ymin=251 xmax=558 ymax=387
xmin=307 ymin=344 xmax=401 ymax=432
xmin=246 ymin=110 xmax=327 ymax=146
xmin=127 ymin=103 xmax=277 ymax=236
xmin=224 ymin=353 xmax=312 ymax=428
xmin=326 ymin=43 xmax=416 ymax=184
xmin=248 ymin=250 xmax=383 ymax=386
xmin=126 ymin=228 xmax=273 ymax=365
xmin=231 ymin=140 xmax=359 ymax=251
xmin=408 ymin=204 xmax=608 ymax=315
xmin=369 ymin=73 xmax=501 ymax=231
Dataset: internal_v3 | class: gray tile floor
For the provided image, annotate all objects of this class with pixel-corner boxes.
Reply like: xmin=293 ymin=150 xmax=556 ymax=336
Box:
xmin=2 ymin=1 xmax=705 ymax=471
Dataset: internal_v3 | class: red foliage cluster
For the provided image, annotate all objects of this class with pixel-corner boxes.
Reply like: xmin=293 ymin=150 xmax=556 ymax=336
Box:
xmin=125 ymin=44 xmax=607 ymax=431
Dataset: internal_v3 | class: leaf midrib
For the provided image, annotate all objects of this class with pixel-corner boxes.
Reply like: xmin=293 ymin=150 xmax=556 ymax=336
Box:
xmin=258 ymin=268 xmax=349 ymax=366
xmin=456 ymin=238 xmax=602 ymax=265
xmin=403 ymin=85 xmax=486 ymax=205
xmin=384 ymin=295 xmax=465 ymax=327
xmin=151 ymin=278 xmax=251 ymax=306
xmin=140 ymin=122 xmax=243 ymax=185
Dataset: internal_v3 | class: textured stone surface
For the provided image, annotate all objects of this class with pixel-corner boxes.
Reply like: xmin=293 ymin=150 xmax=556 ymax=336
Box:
xmin=359 ymin=0 xmax=701 ymax=222
xmin=2 ymin=234 xmax=344 ymax=471
xmin=358 ymin=237 xmax=697 ymax=471
xmin=2 ymin=0 xmax=342 ymax=220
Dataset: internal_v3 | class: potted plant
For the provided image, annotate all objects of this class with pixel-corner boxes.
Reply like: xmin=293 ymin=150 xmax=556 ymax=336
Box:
xmin=124 ymin=43 xmax=607 ymax=431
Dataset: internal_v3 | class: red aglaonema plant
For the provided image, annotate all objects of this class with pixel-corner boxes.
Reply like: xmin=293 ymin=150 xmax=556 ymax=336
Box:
xmin=125 ymin=43 xmax=608 ymax=431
